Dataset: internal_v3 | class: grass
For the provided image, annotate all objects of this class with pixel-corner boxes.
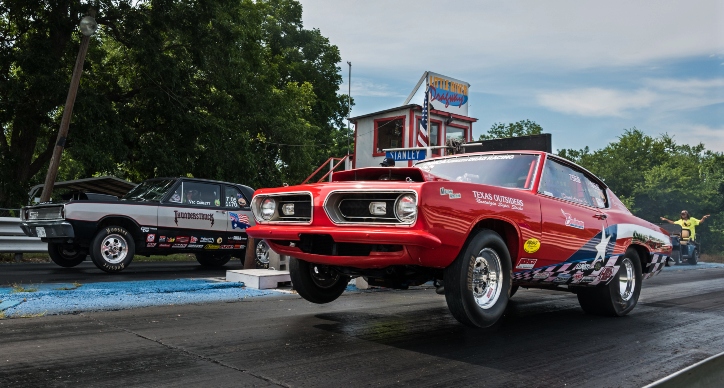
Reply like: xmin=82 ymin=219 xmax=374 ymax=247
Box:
xmin=54 ymin=281 xmax=82 ymax=291
xmin=10 ymin=284 xmax=38 ymax=293
xmin=701 ymin=254 xmax=724 ymax=264
xmin=18 ymin=312 xmax=46 ymax=318
xmin=0 ymin=311 xmax=5 ymax=319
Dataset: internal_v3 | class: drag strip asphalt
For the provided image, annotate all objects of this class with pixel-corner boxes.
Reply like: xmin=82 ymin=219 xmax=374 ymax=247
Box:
xmin=1 ymin=265 xmax=724 ymax=387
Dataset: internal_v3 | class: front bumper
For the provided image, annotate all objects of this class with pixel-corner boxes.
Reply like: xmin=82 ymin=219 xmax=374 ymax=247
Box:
xmin=21 ymin=221 xmax=75 ymax=240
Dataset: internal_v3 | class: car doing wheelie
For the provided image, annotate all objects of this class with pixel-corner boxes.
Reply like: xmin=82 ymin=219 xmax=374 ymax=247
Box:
xmin=20 ymin=177 xmax=254 ymax=273
xmin=246 ymin=151 xmax=673 ymax=328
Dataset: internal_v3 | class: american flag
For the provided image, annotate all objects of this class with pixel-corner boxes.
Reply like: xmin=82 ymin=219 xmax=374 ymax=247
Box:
xmin=229 ymin=212 xmax=250 ymax=230
xmin=417 ymin=87 xmax=429 ymax=147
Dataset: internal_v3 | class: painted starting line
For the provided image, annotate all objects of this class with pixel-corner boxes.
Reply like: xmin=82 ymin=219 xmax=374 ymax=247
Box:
xmin=0 ymin=263 xmax=721 ymax=318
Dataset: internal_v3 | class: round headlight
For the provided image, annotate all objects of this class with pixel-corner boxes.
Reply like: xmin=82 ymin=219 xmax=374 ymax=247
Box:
xmin=260 ymin=198 xmax=276 ymax=220
xmin=395 ymin=194 xmax=417 ymax=223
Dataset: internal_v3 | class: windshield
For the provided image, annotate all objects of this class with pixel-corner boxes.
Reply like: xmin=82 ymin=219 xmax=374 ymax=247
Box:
xmin=415 ymin=153 xmax=540 ymax=189
xmin=122 ymin=179 xmax=176 ymax=202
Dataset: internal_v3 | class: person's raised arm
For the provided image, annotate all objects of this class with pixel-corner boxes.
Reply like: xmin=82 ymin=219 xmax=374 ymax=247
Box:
xmin=699 ymin=214 xmax=711 ymax=224
xmin=660 ymin=216 xmax=674 ymax=224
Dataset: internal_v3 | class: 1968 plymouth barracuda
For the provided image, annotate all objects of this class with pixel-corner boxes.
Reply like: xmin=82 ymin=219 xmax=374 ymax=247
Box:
xmin=21 ymin=177 xmax=254 ymax=273
xmin=245 ymin=151 xmax=673 ymax=327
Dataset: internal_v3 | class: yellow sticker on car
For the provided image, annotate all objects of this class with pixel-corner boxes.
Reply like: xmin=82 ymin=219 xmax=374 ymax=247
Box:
xmin=524 ymin=238 xmax=541 ymax=254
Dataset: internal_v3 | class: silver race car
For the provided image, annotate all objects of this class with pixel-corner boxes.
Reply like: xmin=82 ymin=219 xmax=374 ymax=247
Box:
xmin=20 ymin=177 xmax=254 ymax=273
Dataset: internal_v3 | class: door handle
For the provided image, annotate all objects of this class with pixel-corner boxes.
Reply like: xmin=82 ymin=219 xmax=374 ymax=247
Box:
xmin=593 ymin=214 xmax=607 ymax=220
xmin=216 ymin=210 xmax=227 ymax=214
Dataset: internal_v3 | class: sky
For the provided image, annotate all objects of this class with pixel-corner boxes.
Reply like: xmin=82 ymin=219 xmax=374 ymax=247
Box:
xmin=298 ymin=0 xmax=724 ymax=152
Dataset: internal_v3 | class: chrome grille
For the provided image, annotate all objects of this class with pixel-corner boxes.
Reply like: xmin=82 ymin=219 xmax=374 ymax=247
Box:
xmin=27 ymin=206 xmax=64 ymax=221
xmin=325 ymin=190 xmax=417 ymax=225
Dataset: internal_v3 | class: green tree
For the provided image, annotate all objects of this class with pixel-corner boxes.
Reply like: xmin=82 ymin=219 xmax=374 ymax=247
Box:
xmin=478 ymin=119 xmax=543 ymax=140
xmin=0 ymin=0 xmax=349 ymax=207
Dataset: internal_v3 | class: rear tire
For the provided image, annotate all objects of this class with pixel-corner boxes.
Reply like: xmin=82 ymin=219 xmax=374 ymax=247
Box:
xmin=510 ymin=285 xmax=519 ymax=298
xmin=688 ymin=249 xmax=699 ymax=265
xmin=48 ymin=243 xmax=86 ymax=268
xmin=289 ymin=257 xmax=349 ymax=304
xmin=90 ymin=226 xmax=135 ymax=273
xmin=577 ymin=249 xmax=642 ymax=316
xmin=444 ymin=229 xmax=512 ymax=328
xmin=195 ymin=253 xmax=232 ymax=267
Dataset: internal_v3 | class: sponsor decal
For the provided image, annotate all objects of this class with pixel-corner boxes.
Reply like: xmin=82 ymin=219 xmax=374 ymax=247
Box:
xmin=174 ymin=210 xmax=214 ymax=227
xmin=172 ymin=243 xmax=187 ymax=248
xmin=159 ymin=236 xmax=167 ymax=243
xmin=581 ymin=276 xmax=597 ymax=283
xmin=186 ymin=244 xmax=204 ymax=249
xmin=146 ymin=234 xmax=156 ymax=243
xmin=229 ymin=235 xmax=244 ymax=241
xmin=146 ymin=243 xmax=157 ymax=248
xmin=573 ymin=273 xmax=584 ymax=282
xmin=230 ymin=212 xmax=251 ymax=230
xmin=472 ymin=190 xmax=524 ymax=210
xmin=204 ymin=244 xmax=220 ymax=250
xmin=569 ymin=174 xmax=581 ymax=183
xmin=220 ymin=245 xmax=234 ymax=249
xmin=216 ymin=237 xmax=223 ymax=244
xmin=533 ymin=272 xmax=551 ymax=279
xmin=523 ymin=238 xmax=540 ymax=254
xmin=176 ymin=236 xmax=190 ymax=244
xmin=516 ymin=258 xmax=537 ymax=270
xmin=167 ymin=237 xmax=176 ymax=243
xmin=159 ymin=243 xmax=171 ymax=248
xmin=561 ymin=209 xmax=585 ymax=229
xmin=598 ymin=267 xmax=615 ymax=282
xmin=439 ymin=187 xmax=461 ymax=199
xmin=140 ymin=227 xmax=157 ymax=233
xmin=574 ymin=263 xmax=593 ymax=270
xmin=553 ymin=273 xmax=572 ymax=283
xmin=237 ymin=195 xmax=247 ymax=207
xmin=632 ymin=230 xmax=666 ymax=249
xmin=190 ymin=236 xmax=198 ymax=243
xmin=199 ymin=237 xmax=214 ymax=243
xmin=233 ymin=244 xmax=245 ymax=249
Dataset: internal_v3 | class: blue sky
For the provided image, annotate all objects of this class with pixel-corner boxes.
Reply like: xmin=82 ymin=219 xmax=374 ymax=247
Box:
xmin=299 ymin=0 xmax=724 ymax=152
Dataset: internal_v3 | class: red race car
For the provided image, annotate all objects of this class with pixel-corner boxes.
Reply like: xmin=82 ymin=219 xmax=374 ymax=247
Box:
xmin=246 ymin=151 xmax=673 ymax=327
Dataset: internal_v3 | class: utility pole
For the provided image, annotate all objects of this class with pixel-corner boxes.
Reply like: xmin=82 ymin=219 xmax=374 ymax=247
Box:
xmin=40 ymin=9 xmax=98 ymax=202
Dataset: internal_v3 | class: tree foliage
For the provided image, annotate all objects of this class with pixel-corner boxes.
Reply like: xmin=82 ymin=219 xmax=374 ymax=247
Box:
xmin=558 ymin=128 xmax=724 ymax=255
xmin=478 ymin=119 xmax=543 ymax=141
xmin=0 ymin=0 xmax=350 ymax=207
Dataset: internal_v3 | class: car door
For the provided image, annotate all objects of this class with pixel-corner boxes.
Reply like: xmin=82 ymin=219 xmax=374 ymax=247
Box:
xmin=223 ymin=185 xmax=254 ymax=249
xmin=157 ymin=180 xmax=227 ymax=250
xmin=537 ymin=157 xmax=610 ymax=270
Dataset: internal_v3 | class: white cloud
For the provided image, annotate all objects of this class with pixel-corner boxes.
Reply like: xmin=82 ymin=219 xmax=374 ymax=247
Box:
xmin=299 ymin=0 xmax=724 ymax=73
xmin=537 ymin=88 xmax=656 ymax=117
xmin=676 ymin=124 xmax=724 ymax=152
xmin=350 ymin=79 xmax=406 ymax=98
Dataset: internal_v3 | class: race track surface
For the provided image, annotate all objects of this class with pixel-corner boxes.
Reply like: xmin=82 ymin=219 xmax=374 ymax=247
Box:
xmin=1 ymin=266 xmax=723 ymax=387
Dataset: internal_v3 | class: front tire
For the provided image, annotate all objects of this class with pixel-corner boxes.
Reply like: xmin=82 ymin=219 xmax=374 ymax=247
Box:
xmin=195 ymin=253 xmax=232 ymax=267
xmin=48 ymin=243 xmax=87 ymax=268
xmin=289 ymin=257 xmax=349 ymax=304
xmin=444 ymin=229 xmax=512 ymax=328
xmin=90 ymin=226 xmax=135 ymax=273
xmin=577 ymin=249 xmax=642 ymax=316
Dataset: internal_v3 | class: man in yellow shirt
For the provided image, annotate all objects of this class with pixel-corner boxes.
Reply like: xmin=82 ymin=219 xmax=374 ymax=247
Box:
xmin=660 ymin=210 xmax=710 ymax=241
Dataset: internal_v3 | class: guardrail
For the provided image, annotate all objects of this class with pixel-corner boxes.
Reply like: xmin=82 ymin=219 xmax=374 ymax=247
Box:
xmin=644 ymin=351 xmax=724 ymax=388
xmin=0 ymin=216 xmax=47 ymax=261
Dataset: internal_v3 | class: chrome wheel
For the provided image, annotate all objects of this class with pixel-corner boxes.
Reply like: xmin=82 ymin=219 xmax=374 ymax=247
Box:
xmin=100 ymin=234 xmax=128 ymax=264
xmin=619 ymin=258 xmax=636 ymax=301
xmin=471 ymin=248 xmax=503 ymax=309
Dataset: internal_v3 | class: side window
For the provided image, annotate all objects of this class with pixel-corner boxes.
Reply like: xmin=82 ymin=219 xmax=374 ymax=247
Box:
xmin=583 ymin=176 xmax=607 ymax=209
xmin=539 ymin=159 xmax=592 ymax=206
xmin=179 ymin=182 xmax=220 ymax=207
xmin=224 ymin=186 xmax=248 ymax=208
xmin=374 ymin=117 xmax=404 ymax=156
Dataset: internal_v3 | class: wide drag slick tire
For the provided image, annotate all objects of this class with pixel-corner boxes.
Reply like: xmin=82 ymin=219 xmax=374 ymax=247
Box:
xmin=289 ymin=257 xmax=350 ymax=304
xmin=444 ymin=229 xmax=512 ymax=328
xmin=89 ymin=226 xmax=135 ymax=273
xmin=195 ymin=253 xmax=232 ymax=267
xmin=577 ymin=249 xmax=642 ymax=316
xmin=48 ymin=243 xmax=87 ymax=268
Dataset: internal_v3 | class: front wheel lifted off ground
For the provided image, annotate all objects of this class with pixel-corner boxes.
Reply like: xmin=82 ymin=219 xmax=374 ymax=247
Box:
xmin=577 ymin=248 xmax=642 ymax=316
xmin=195 ymin=253 xmax=232 ymax=267
xmin=444 ymin=229 xmax=512 ymax=328
xmin=89 ymin=226 xmax=135 ymax=273
xmin=48 ymin=243 xmax=87 ymax=267
xmin=290 ymin=257 xmax=350 ymax=304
